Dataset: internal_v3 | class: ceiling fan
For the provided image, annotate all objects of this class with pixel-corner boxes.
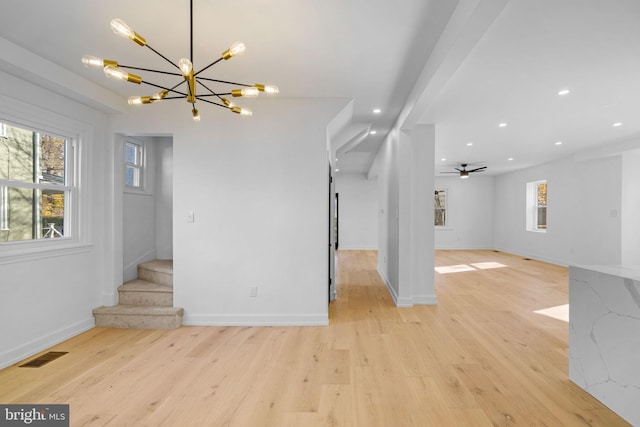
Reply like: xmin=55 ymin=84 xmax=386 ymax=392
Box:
xmin=442 ymin=163 xmax=487 ymax=179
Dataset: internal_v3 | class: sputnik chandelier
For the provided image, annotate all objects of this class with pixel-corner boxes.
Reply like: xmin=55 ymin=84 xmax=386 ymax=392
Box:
xmin=82 ymin=0 xmax=278 ymax=121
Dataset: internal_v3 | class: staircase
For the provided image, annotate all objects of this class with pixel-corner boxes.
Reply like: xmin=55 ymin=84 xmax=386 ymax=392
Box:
xmin=93 ymin=260 xmax=183 ymax=329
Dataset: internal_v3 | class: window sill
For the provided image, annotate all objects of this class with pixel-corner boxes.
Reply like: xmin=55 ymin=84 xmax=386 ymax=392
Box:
xmin=435 ymin=227 xmax=454 ymax=230
xmin=0 ymin=239 xmax=94 ymax=265
xmin=124 ymin=187 xmax=152 ymax=196
xmin=526 ymin=229 xmax=547 ymax=234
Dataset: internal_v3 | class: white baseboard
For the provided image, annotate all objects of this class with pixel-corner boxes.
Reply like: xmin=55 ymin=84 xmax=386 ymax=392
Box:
xmin=493 ymin=246 xmax=569 ymax=267
xmin=377 ymin=266 xmax=438 ymax=306
xmin=0 ymin=318 xmax=94 ymax=370
xmin=337 ymin=245 xmax=378 ymax=251
xmin=183 ymin=313 xmax=329 ymax=326
xmin=412 ymin=295 xmax=438 ymax=305
xmin=377 ymin=266 xmax=413 ymax=307
xmin=435 ymin=245 xmax=494 ymax=251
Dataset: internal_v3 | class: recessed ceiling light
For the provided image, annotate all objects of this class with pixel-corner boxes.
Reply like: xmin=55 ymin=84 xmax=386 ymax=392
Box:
xmin=613 ymin=122 xmax=623 ymax=127
xmin=441 ymin=158 xmax=447 ymax=162
xmin=467 ymin=142 xmax=473 ymax=146
xmin=373 ymin=108 xmax=381 ymax=114
xmin=498 ymin=123 xmax=507 ymax=128
xmin=370 ymin=130 xmax=377 ymax=135
xmin=558 ymin=89 xmax=570 ymax=96
xmin=508 ymin=157 xmax=514 ymax=161
xmin=335 ymin=158 xmax=338 ymax=161
xmin=555 ymin=141 xmax=563 ymax=146
xmin=335 ymin=169 xmax=340 ymax=172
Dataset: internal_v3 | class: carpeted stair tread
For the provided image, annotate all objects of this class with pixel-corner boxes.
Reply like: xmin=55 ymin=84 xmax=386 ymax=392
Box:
xmin=118 ymin=279 xmax=172 ymax=293
xmin=138 ymin=259 xmax=173 ymax=275
xmin=93 ymin=305 xmax=183 ymax=316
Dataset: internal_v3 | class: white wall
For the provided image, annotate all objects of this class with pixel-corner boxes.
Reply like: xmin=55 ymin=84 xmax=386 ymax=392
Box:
xmin=334 ymin=173 xmax=378 ymax=250
xmin=0 ymin=70 xmax=109 ymax=369
xmin=109 ymin=98 xmax=346 ymax=325
xmin=494 ymin=155 xmax=622 ymax=266
xmin=434 ymin=175 xmax=495 ymax=249
xmin=155 ymin=137 xmax=173 ymax=260
xmin=621 ymin=149 xmax=640 ymax=265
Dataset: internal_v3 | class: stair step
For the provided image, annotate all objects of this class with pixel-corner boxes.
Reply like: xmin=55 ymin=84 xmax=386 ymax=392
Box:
xmin=93 ymin=305 xmax=183 ymax=329
xmin=118 ymin=280 xmax=173 ymax=307
xmin=138 ymin=260 xmax=173 ymax=286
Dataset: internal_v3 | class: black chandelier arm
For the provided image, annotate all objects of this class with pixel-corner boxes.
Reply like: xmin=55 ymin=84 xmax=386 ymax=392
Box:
xmin=193 ymin=57 xmax=224 ymax=77
xmin=161 ymin=96 xmax=188 ymax=100
xmin=196 ymin=96 xmax=231 ymax=109
xmin=144 ymin=43 xmax=180 ymax=70
xmin=118 ymin=65 xmax=182 ymax=77
xmin=197 ymin=76 xmax=253 ymax=87
xmin=195 ymin=79 xmax=222 ymax=98
xmin=140 ymin=80 xmax=188 ymax=97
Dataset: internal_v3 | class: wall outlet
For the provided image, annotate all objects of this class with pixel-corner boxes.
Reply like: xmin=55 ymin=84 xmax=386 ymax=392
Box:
xmin=249 ymin=286 xmax=258 ymax=297
xmin=187 ymin=210 xmax=195 ymax=223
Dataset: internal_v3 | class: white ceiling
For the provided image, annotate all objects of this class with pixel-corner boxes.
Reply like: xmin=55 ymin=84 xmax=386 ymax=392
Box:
xmin=425 ymin=0 xmax=640 ymax=176
xmin=1 ymin=0 xmax=639 ymax=177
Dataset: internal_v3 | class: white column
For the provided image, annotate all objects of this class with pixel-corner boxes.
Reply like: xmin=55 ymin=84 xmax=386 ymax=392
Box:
xmin=396 ymin=125 xmax=436 ymax=306
xmin=411 ymin=124 xmax=436 ymax=304
xmin=397 ymin=130 xmax=414 ymax=306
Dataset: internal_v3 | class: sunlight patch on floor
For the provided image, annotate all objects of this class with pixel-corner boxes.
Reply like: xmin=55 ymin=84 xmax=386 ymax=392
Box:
xmin=434 ymin=264 xmax=476 ymax=274
xmin=534 ymin=304 xmax=569 ymax=322
xmin=470 ymin=262 xmax=507 ymax=270
xmin=435 ymin=262 xmax=508 ymax=274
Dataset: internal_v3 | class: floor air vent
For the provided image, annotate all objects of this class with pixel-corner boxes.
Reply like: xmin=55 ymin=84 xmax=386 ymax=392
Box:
xmin=19 ymin=351 xmax=68 ymax=368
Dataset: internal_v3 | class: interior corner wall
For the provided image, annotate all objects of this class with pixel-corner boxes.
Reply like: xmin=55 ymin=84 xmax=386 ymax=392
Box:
xmin=0 ymin=70 xmax=110 ymax=369
xmin=335 ymin=173 xmax=378 ymax=250
xmin=435 ymin=175 xmax=495 ymax=249
xmin=375 ymin=128 xmax=400 ymax=299
xmin=493 ymin=155 xmax=622 ymax=266
xmin=109 ymin=98 xmax=346 ymax=326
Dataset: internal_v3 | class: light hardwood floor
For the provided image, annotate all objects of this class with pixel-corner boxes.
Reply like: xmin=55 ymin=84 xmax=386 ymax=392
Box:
xmin=0 ymin=250 xmax=630 ymax=426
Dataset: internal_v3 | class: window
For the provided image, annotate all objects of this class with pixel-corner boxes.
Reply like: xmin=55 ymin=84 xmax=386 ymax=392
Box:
xmin=125 ymin=139 xmax=144 ymax=189
xmin=434 ymin=189 xmax=447 ymax=227
xmin=0 ymin=121 xmax=74 ymax=242
xmin=526 ymin=180 xmax=547 ymax=232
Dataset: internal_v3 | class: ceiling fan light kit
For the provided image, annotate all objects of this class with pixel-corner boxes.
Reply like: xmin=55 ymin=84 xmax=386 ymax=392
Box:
xmin=82 ymin=0 xmax=278 ymax=121
xmin=442 ymin=163 xmax=487 ymax=179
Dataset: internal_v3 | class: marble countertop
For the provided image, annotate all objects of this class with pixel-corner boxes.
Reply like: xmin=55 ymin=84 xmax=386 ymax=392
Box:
xmin=570 ymin=264 xmax=640 ymax=281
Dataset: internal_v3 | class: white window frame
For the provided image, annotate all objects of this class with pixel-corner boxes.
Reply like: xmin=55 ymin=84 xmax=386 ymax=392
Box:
xmin=526 ymin=180 xmax=547 ymax=233
xmin=124 ymin=137 xmax=146 ymax=193
xmin=0 ymin=185 xmax=8 ymax=230
xmin=0 ymin=122 xmax=6 ymax=137
xmin=0 ymin=96 xmax=91 ymax=262
xmin=434 ymin=188 xmax=448 ymax=228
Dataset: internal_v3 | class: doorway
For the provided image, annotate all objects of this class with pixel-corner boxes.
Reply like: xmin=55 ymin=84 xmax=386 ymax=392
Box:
xmin=122 ymin=136 xmax=173 ymax=282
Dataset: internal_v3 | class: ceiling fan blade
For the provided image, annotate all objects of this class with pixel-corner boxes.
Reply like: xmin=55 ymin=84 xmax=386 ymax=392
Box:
xmin=468 ymin=166 xmax=487 ymax=172
xmin=454 ymin=168 xmax=463 ymax=172
xmin=440 ymin=171 xmax=459 ymax=174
